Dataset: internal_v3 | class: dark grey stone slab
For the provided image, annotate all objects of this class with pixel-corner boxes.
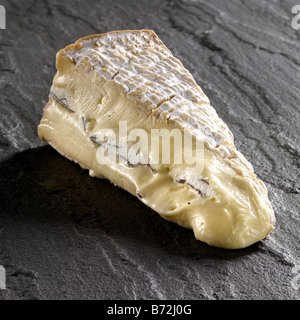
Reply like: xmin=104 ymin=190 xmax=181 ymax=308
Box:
xmin=0 ymin=0 xmax=299 ymax=299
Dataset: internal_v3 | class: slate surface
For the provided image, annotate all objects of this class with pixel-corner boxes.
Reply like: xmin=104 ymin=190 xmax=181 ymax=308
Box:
xmin=0 ymin=0 xmax=299 ymax=300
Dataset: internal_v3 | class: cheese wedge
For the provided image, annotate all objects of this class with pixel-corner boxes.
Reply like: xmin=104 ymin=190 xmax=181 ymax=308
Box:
xmin=38 ymin=30 xmax=275 ymax=249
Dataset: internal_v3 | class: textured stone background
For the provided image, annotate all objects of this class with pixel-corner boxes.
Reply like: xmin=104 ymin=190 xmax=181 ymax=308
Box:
xmin=0 ymin=0 xmax=299 ymax=300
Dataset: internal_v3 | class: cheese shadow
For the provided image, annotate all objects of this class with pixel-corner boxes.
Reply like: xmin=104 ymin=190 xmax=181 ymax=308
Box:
xmin=0 ymin=146 xmax=262 ymax=260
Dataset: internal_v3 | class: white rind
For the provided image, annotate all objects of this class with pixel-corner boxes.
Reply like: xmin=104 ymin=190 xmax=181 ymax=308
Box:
xmin=67 ymin=30 xmax=232 ymax=148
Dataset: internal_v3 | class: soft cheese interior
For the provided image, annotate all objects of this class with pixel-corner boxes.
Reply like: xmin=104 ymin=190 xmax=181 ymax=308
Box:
xmin=38 ymin=30 xmax=275 ymax=249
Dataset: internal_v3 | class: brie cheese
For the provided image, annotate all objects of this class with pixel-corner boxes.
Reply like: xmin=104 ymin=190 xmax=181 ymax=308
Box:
xmin=38 ymin=30 xmax=275 ymax=249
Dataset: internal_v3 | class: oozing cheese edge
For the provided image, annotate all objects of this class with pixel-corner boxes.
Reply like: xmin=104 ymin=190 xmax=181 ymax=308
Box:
xmin=38 ymin=46 xmax=275 ymax=249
